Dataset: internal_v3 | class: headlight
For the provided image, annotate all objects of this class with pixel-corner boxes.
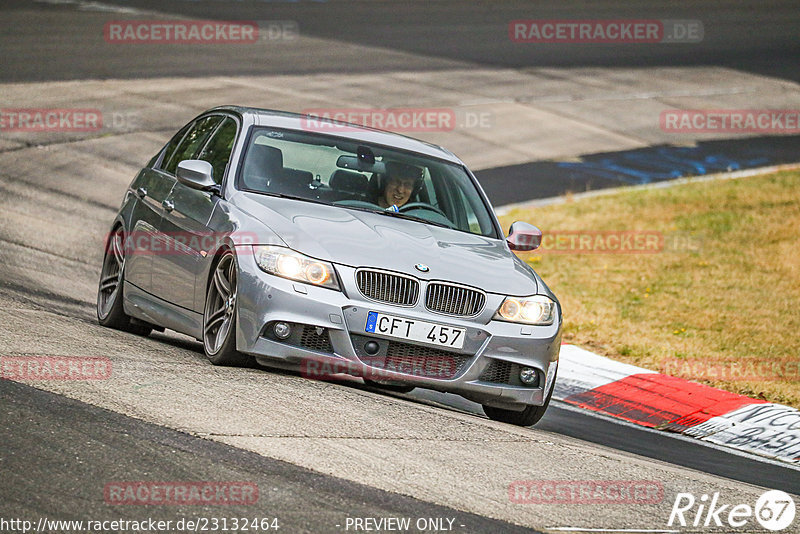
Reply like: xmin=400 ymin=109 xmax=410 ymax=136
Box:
xmin=253 ymin=245 xmax=340 ymax=290
xmin=494 ymin=295 xmax=556 ymax=325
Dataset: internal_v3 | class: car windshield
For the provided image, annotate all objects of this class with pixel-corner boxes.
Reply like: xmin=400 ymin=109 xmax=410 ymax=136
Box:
xmin=238 ymin=127 xmax=499 ymax=238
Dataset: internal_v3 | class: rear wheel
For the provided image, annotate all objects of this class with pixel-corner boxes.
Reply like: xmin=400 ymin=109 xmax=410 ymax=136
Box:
xmin=202 ymin=250 xmax=251 ymax=367
xmin=482 ymin=368 xmax=557 ymax=426
xmin=96 ymin=226 xmax=152 ymax=336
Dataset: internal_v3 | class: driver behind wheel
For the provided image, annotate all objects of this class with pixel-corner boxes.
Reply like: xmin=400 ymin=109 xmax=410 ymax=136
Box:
xmin=376 ymin=161 xmax=424 ymax=210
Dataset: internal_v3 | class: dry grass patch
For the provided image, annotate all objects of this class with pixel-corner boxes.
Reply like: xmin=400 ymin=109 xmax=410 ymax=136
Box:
xmin=498 ymin=170 xmax=800 ymax=408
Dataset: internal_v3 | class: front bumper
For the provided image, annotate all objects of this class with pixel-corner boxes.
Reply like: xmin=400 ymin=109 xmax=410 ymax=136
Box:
xmin=234 ymin=249 xmax=561 ymax=408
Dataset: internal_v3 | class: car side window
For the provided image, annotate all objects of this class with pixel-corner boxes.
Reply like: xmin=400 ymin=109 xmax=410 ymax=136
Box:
xmin=197 ymin=117 xmax=238 ymax=185
xmin=158 ymin=122 xmax=192 ymax=171
xmin=163 ymin=115 xmax=223 ymax=175
xmin=419 ymin=171 xmax=437 ymax=206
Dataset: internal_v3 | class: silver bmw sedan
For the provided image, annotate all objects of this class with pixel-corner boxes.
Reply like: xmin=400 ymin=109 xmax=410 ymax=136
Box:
xmin=97 ymin=106 xmax=561 ymax=426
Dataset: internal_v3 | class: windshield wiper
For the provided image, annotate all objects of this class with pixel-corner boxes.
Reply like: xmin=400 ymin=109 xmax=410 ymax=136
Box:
xmin=250 ymin=190 xmax=454 ymax=229
xmin=377 ymin=210 xmax=453 ymax=229
xmin=250 ymin=190 xmax=330 ymax=207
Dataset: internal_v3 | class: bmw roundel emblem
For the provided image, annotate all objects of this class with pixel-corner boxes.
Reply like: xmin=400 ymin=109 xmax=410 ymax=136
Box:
xmin=415 ymin=264 xmax=430 ymax=273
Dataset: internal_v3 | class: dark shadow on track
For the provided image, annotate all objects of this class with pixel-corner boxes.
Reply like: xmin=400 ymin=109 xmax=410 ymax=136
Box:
xmin=2 ymin=0 xmax=799 ymax=82
xmin=476 ymin=134 xmax=800 ymax=206
xmin=539 ymin=403 xmax=800 ymax=497
xmin=0 ymin=379 xmax=540 ymax=533
xmin=384 ymin=388 xmax=800 ymax=496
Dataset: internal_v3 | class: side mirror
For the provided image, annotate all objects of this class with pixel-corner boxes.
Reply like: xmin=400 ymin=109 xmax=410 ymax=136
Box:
xmin=506 ymin=221 xmax=542 ymax=251
xmin=176 ymin=160 xmax=217 ymax=191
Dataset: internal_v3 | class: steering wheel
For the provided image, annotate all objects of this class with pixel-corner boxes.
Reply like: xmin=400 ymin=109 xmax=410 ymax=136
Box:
xmin=398 ymin=202 xmax=447 ymax=218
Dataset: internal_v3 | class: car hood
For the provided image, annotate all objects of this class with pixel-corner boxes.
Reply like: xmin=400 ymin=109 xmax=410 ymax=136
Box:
xmin=236 ymin=193 xmax=539 ymax=295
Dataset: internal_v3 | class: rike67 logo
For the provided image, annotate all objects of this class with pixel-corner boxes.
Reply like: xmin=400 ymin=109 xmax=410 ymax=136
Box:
xmin=668 ymin=490 xmax=796 ymax=531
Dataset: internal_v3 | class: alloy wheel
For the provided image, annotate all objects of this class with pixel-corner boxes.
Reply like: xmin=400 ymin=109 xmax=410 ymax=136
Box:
xmin=204 ymin=252 xmax=238 ymax=355
xmin=97 ymin=228 xmax=125 ymax=319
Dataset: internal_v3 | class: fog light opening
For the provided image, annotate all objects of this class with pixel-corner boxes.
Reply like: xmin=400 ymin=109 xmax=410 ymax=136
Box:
xmin=273 ymin=321 xmax=292 ymax=340
xmin=519 ymin=367 xmax=539 ymax=386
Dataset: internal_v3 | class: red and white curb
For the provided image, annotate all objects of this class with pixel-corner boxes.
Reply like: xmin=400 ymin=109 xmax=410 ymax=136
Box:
xmin=554 ymin=344 xmax=800 ymax=464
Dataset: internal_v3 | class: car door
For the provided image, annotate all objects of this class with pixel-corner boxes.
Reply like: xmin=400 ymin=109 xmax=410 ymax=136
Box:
xmin=124 ymin=122 xmax=192 ymax=292
xmin=152 ymin=115 xmax=238 ymax=312
xmin=148 ymin=114 xmax=224 ymax=308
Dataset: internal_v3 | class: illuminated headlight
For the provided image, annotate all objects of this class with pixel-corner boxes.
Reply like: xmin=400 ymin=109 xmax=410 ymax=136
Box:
xmin=494 ymin=295 xmax=556 ymax=325
xmin=253 ymin=245 xmax=340 ymax=290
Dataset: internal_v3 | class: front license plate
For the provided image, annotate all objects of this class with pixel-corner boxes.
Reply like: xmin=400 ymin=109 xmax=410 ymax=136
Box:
xmin=365 ymin=311 xmax=465 ymax=349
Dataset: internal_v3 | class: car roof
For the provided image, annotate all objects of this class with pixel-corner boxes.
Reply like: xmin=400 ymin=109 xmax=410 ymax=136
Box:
xmin=208 ymin=105 xmax=463 ymax=164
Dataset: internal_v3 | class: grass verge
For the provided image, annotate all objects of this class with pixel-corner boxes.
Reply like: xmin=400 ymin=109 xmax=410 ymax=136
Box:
xmin=498 ymin=170 xmax=800 ymax=409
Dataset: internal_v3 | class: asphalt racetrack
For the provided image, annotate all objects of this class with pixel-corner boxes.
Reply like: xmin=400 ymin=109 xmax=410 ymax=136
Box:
xmin=1 ymin=1 xmax=799 ymax=532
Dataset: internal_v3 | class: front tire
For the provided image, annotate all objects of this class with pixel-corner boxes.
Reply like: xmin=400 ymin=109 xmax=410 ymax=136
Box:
xmin=96 ymin=226 xmax=152 ymax=336
xmin=363 ymin=379 xmax=415 ymax=394
xmin=482 ymin=368 xmax=557 ymax=426
xmin=202 ymin=250 xmax=251 ymax=367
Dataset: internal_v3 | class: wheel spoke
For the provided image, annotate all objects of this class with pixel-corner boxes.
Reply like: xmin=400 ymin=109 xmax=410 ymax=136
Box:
xmin=111 ymin=233 xmax=124 ymax=266
xmin=215 ymin=319 xmax=231 ymax=349
xmin=227 ymin=258 xmax=237 ymax=302
xmin=214 ymin=265 xmax=230 ymax=297
xmin=99 ymin=273 xmax=118 ymax=293
xmin=205 ymin=307 xmax=226 ymax=332
xmin=227 ymin=258 xmax=235 ymax=286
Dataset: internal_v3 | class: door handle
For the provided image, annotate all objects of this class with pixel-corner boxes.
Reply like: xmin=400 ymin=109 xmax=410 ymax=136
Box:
xmin=162 ymin=199 xmax=175 ymax=212
xmin=136 ymin=187 xmax=147 ymax=199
